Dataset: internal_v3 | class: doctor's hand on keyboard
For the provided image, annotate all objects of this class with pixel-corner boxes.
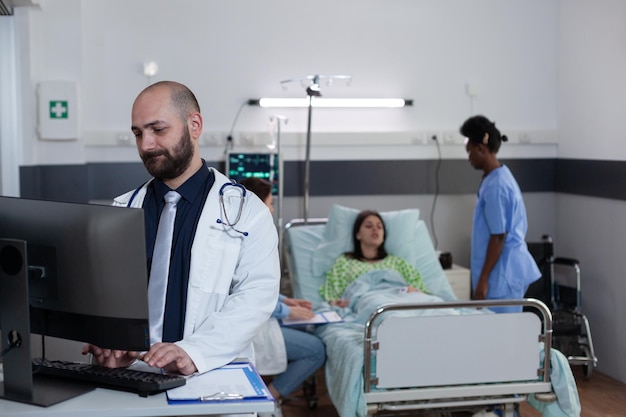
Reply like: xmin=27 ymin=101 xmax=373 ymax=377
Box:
xmin=32 ymin=358 xmax=186 ymax=397
xmin=139 ymin=343 xmax=198 ymax=375
xmin=82 ymin=343 xmax=138 ymax=369
xmin=82 ymin=342 xmax=198 ymax=376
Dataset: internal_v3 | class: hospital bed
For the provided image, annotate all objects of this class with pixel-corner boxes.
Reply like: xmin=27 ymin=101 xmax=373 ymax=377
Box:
xmin=282 ymin=205 xmax=567 ymax=417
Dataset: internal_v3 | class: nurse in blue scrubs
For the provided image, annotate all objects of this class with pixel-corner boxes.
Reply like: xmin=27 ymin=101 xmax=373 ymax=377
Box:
xmin=460 ymin=115 xmax=540 ymax=313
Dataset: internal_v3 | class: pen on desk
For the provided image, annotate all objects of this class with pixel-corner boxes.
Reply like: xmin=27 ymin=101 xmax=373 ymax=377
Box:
xmin=199 ymin=392 xmax=244 ymax=401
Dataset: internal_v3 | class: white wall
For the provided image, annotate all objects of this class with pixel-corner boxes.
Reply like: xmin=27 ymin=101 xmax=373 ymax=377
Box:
xmin=6 ymin=0 xmax=562 ymax=263
xmin=10 ymin=0 xmax=559 ymax=167
xmin=7 ymin=0 xmax=561 ymax=262
xmin=557 ymin=0 xmax=626 ymax=383
xmin=558 ymin=0 xmax=626 ymax=160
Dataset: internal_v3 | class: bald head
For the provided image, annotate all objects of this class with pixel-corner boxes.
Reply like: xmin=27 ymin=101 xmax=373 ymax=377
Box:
xmin=136 ymin=81 xmax=201 ymax=123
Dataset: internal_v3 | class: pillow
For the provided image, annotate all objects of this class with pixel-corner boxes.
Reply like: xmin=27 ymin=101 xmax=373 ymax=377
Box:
xmin=285 ymin=224 xmax=327 ymax=307
xmin=311 ymin=204 xmax=420 ymax=276
xmin=412 ymin=221 xmax=456 ymax=301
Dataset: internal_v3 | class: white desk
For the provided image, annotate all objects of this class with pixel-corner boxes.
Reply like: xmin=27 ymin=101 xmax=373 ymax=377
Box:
xmin=0 ymin=388 xmax=274 ymax=417
xmin=0 ymin=366 xmax=274 ymax=417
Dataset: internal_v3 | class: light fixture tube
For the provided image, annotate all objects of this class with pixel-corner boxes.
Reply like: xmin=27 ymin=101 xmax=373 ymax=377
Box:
xmin=248 ymin=98 xmax=412 ymax=108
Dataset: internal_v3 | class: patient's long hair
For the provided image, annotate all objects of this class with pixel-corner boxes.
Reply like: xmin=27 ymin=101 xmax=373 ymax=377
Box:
xmin=347 ymin=210 xmax=388 ymax=261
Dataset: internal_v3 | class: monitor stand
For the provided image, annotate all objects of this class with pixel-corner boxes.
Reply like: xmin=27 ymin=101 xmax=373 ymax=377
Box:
xmin=0 ymin=239 xmax=94 ymax=407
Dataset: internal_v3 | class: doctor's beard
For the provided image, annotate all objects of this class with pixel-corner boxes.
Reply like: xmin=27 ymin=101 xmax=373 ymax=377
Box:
xmin=140 ymin=126 xmax=194 ymax=180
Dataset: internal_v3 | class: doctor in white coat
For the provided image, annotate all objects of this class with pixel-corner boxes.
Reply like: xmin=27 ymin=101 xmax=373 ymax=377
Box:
xmin=83 ymin=81 xmax=280 ymax=376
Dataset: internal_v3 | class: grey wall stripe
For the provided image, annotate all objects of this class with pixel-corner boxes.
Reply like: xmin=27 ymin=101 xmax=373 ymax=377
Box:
xmin=285 ymin=159 xmax=556 ymax=196
xmin=19 ymin=158 xmax=562 ymax=203
xmin=556 ymin=159 xmax=626 ymax=200
xmin=20 ymin=165 xmax=90 ymax=203
xmin=87 ymin=163 xmax=152 ymax=200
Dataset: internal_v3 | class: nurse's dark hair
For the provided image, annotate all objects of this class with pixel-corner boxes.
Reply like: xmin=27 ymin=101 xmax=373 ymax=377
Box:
xmin=347 ymin=210 xmax=388 ymax=261
xmin=460 ymin=115 xmax=508 ymax=153
xmin=239 ymin=177 xmax=271 ymax=202
xmin=141 ymin=81 xmax=201 ymax=122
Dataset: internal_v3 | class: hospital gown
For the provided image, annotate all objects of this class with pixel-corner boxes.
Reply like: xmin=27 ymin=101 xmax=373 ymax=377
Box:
xmin=319 ymin=254 xmax=427 ymax=302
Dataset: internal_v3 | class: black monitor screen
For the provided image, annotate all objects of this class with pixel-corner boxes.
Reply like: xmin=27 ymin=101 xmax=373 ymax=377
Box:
xmin=226 ymin=152 xmax=279 ymax=194
xmin=0 ymin=196 xmax=150 ymax=351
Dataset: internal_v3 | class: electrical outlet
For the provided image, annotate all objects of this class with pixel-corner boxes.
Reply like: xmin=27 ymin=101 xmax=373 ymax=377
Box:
xmin=466 ymin=82 xmax=479 ymax=97
xmin=411 ymin=133 xmax=428 ymax=145
xmin=443 ymin=132 xmax=457 ymax=144
xmin=239 ymin=133 xmax=255 ymax=146
xmin=201 ymin=132 xmax=228 ymax=146
xmin=519 ymin=132 xmax=531 ymax=144
xmin=116 ymin=132 xmax=133 ymax=146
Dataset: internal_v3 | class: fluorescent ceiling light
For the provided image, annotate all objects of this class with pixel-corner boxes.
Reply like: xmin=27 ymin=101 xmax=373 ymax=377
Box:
xmin=248 ymin=98 xmax=412 ymax=108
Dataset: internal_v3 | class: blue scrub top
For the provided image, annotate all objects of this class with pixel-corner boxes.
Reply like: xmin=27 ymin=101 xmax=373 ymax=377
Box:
xmin=471 ymin=165 xmax=540 ymax=307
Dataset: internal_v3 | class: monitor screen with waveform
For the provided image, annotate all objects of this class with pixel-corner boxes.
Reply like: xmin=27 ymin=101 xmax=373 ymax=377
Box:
xmin=226 ymin=152 xmax=279 ymax=194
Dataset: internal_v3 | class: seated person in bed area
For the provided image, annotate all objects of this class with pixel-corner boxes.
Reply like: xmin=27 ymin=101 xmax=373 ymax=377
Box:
xmin=239 ymin=177 xmax=326 ymax=403
xmin=319 ymin=209 xmax=428 ymax=307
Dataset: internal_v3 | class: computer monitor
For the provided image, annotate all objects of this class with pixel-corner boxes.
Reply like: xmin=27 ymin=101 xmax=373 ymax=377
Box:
xmin=0 ymin=196 xmax=150 ymax=406
xmin=226 ymin=151 xmax=279 ymax=194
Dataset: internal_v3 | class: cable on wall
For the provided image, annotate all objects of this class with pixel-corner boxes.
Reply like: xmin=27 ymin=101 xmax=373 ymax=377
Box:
xmin=224 ymin=101 xmax=248 ymax=155
xmin=429 ymin=134 xmax=442 ymax=250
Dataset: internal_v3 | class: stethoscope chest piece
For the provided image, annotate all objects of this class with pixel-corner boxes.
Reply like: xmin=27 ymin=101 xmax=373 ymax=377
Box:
xmin=217 ymin=181 xmax=248 ymax=236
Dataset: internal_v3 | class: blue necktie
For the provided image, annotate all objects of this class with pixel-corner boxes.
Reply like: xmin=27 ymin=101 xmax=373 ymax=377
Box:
xmin=148 ymin=190 xmax=181 ymax=344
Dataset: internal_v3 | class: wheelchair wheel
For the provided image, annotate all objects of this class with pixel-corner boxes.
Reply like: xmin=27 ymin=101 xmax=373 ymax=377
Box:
xmin=581 ymin=345 xmax=593 ymax=380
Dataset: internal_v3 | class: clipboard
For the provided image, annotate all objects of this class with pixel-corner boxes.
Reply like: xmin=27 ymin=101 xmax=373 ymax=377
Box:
xmin=166 ymin=362 xmax=272 ymax=404
xmin=280 ymin=310 xmax=344 ymax=326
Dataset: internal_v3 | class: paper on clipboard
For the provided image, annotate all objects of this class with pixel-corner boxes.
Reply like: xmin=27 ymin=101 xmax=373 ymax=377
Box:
xmin=280 ymin=310 xmax=343 ymax=326
xmin=166 ymin=362 xmax=268 ymax=403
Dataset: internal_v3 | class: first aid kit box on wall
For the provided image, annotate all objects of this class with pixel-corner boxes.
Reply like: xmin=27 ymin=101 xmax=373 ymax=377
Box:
xmin=37 ymin=81 xmax=79 ymax=140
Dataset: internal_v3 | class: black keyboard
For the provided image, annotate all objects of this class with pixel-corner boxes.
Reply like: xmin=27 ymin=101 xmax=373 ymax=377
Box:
xmin=32 ymin=359 xmax=186 ymax=397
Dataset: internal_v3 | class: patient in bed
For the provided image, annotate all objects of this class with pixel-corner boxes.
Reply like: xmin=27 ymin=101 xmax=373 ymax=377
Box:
xmin=319 ymin=210 xmax=429 ymax=307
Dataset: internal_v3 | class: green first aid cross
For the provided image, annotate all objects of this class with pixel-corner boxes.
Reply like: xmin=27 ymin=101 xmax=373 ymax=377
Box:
xmin=49 ymin=100 xmax=68 ymax=119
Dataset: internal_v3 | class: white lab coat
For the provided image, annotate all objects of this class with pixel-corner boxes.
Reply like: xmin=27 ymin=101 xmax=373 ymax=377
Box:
xmin=251 ymin=318 xmax=287 ymax=375
xmin=113 ymin=168 xmax=280 ymax=374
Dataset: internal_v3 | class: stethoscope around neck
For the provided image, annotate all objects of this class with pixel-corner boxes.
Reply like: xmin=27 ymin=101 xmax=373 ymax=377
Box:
xmin=126 ymin=180 xmax=249 ymax=237
xmin=216 ymin=181 xmax=249 ymax=236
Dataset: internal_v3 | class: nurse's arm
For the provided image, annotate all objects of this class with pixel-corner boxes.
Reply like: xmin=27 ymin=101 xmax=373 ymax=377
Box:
xmin=474 ymin=233 xmax=506 ymax=300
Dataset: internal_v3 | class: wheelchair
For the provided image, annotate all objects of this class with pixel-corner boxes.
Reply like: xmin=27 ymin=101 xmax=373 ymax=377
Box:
xmin=525 ymin=235 xmax=598 ymax=379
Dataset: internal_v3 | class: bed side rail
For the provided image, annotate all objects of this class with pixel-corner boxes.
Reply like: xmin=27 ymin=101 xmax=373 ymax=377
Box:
xmin=281 ymin=217 xmax=328 ymax=295
xmin=283 ymin=217 xmax=328 ymax=230
xmin=363 ymin=298 xmax=553 ymax=393
xmin=281 ymin=217 xmax=327 ymax=265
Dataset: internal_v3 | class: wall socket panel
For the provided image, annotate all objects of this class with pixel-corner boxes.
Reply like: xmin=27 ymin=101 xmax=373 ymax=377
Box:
xmin=82 ymin=129 xmax=558 ymax=147
xmin=201 ymin=132 xmax=229 ymax=146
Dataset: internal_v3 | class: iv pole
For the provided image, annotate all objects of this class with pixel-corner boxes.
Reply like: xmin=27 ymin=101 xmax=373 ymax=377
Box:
xmin=303 ymin=88 xmax=316 ymax=223
xmin=270 ymin=115 xmax=288 ymax=234
xmin=280 ymin=74 xmax=351 ymax=222
xmin=270 ymin=115 xmax=288 ymax=266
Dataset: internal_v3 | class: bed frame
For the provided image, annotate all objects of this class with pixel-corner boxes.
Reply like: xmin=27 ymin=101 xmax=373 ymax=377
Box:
xmin=363 ymin=299 xmax=553 ymax=416
xmin=283 ymin=216 xmax=557 ymax=416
